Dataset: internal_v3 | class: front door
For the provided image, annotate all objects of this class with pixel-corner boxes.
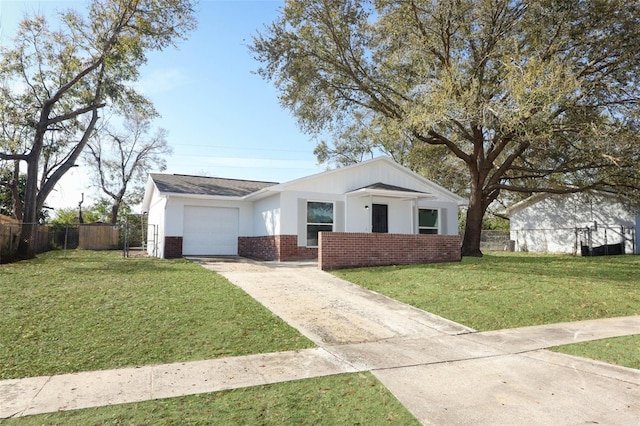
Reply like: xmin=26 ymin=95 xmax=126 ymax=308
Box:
xmin=372 ymin=204 xmax=388 ymax=233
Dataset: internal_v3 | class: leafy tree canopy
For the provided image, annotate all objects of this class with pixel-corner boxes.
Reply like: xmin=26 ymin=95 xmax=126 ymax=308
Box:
xmin=0 ymin=0 xmax=196 ymax=257
xmin=252 ymin=0 xmax=640 ymax=256
xmin=48 ymin=206 xmax=102 ymax=227
xmin=85 ymin=112 xmax=172 ymax=224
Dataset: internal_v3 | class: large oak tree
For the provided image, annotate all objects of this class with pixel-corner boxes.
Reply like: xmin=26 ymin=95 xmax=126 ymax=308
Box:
xmin=0 ymin=0 xmax=196 ymax=257
xmin=251 ymin=0 xmax=640 ymax=256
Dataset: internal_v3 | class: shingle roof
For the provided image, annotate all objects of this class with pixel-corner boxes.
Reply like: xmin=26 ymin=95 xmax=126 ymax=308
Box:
xmin=150 ymin=173 xmax=277 ymax=197
xmin=358 ymin=182 xmax=424 ymax=193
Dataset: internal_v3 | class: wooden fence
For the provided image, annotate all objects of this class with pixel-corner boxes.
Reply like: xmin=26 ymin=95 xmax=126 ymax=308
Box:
xmin=0 ymin=220 xmax=52 ymax=260
xmin=78 ymin=224 xmax=119 ymax=250
xmin=1 ymin=221 xmax=119 ymax=262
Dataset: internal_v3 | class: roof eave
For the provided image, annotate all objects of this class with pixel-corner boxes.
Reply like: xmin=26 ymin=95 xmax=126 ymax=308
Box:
xmin=141 ymin=176 xmax=157 ymax=213
xmin=243 ymin=185 xmax=283 ymax=201
xmin=346 ymin=188 xmax=436 ymax=200
xmin=158 ymin=191 xmax=247 ymax=202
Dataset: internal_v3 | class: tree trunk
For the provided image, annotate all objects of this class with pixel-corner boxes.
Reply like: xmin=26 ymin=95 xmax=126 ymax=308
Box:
xmin=17 ymin=155 xmax=40 ymax=259
xmin=461 ymin=183 xmax=486 ymax=257
xmin=9 ymin=160 xmax=23 ymax=221
xmin=110 ymin=200 xmax=120 ymax=225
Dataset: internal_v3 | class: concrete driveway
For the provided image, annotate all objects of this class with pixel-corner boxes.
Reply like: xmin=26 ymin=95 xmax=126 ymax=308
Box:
xmin=195 ymin=257 xmax=640 ymax=426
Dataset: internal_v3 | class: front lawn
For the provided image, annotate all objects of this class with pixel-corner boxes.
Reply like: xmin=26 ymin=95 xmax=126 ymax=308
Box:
xmin=334 ymin=253 xmax=640 ymax=331
xmin=1 ymin=250 xmax=421 ymax=424
xmin=0 ymin=250 xmax=314 ymax=380
xmin=334 ymin=253 xmax=640 ymax=369
xmin=549 ymin=335 xmax=640 ymax=369
xmin=4 ymin=372 xmax=419 ymax=425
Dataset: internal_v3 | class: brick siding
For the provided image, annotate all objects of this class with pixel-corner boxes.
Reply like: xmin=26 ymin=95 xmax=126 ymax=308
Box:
xmin=164 ymin=236 xmax=183 ymax=259
xmin=318 ymin=232 xmax=461 ymax=270
xmin=238 ymin=235 xmax=317 ymax=261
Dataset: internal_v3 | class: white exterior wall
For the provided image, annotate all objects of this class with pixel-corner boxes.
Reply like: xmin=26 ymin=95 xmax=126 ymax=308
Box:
xmin=274 ymin=192 xmax=460 ymax=244
xmin=146 ymin=187 xmax=167 ymax=258
xmin=278 ymin=159 xmax=463 ymax=238
xmin=346 ymin=194 xmax=372 ymax=233
xmin=252 ymin=194 xmax=281 ymax=236
xmin=509 ymin=193 xmax=637 ymax=254
xmin=284 ymin=160 xmax=444 ymax=195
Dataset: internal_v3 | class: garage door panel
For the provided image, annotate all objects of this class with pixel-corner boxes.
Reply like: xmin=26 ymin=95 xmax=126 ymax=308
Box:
xmin=183 ymin=206 xmax=239 ymax=255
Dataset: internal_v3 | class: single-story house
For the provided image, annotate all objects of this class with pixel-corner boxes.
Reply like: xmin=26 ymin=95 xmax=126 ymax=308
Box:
xmin=141 ymin=156 xmax=467 ymax=269
xmin=506 ymin=191 xmax=639 ymax=255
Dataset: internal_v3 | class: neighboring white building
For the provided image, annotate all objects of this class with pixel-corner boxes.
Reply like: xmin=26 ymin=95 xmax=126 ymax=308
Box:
xmin=506 ymin=191 xmax=638 ymax=255
xmin=141 ymin=156 xmax=467 ymax=259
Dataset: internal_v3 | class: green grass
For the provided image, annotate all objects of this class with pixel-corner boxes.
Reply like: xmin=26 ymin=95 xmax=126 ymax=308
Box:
xmin=0 ymin=250 xmax=314 ymax=380
xmin=334 ymin=253 xmax=640 ymax=331
xmin=334 ymin=253 xmax=640 ymax=369
xmin=4 ymin=372 xmax=419 ymax=425
xmin=3 ymin=250 xmax=637 ymax=424
xmin=550 ymin=335 xmax=640 ymax=369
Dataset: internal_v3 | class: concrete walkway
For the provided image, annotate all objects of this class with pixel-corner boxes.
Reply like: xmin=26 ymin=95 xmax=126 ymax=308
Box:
xmin=2 ymin=258 xmax=639 ymax=425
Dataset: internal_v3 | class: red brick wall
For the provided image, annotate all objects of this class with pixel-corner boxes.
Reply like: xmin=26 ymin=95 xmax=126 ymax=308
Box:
xmin=238 ymin=235 xmax=317 ymax=261
xmin=164 ymin=236 xmax=183 ymax=259
xmin=238 ymin=235 xmax=279 ymax=260
xmin=318 ymin=232 xmax=461 ymax=270
xmin=277 ymin=235 xmax=318 ymax=261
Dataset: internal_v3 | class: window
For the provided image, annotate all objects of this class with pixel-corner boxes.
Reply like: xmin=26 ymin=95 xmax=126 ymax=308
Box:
xmin=307 ymin=201 xmax=333 ymax=246
xmin=419 ymin=209 xmax=439 ymax=234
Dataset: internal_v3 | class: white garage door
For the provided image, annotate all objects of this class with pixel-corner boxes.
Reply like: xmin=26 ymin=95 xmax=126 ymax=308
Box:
xmin=183 ymin=206 xmax=239 ymax=255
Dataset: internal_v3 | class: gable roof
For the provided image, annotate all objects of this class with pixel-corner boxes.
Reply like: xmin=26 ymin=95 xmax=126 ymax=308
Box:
xmin=345 ymin=182 xmax=435 ymax=199
xmin=358 ymin=182 xmax=423 ymax=193
xmin=149 ymin=174 xmax=277 ymax=197
xmin=504 ymin=190 xmax=629 ymax=216
xmin=247 ymin=156 xmax=467 ymax=205
xmin=142 ymin=156 xmax=467 ymax=211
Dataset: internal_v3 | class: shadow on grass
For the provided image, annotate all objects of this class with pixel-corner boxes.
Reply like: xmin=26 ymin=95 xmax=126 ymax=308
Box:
xmin=476 ymin=253 xmax=640 ymax=287
xmin=40 ymin=250 xmax=193 ymax=276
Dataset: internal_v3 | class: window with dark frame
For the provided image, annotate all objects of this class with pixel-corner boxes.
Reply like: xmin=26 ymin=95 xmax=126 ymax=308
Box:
xmin=307 ymin=201 xmax=333 ymax=246
xmin=418 ymin=208 xmax=439 ymax=234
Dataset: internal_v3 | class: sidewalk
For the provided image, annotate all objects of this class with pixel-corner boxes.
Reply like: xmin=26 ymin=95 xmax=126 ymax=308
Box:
xmin=2 ymin=258 xmax=639 ymax=424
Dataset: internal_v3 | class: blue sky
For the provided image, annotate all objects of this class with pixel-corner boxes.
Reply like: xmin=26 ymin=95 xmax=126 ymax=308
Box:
xmin=1 ymin=0 xmax=327 ymax=209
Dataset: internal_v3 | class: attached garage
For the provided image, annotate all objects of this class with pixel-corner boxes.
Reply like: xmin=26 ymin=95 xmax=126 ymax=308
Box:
xmin=183 ymin=206 xmax=239 ymax=255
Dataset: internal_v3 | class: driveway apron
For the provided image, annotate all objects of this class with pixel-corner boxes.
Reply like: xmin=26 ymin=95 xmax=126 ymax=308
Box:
xmin=196 ymin=257 xmax=640 ymax=426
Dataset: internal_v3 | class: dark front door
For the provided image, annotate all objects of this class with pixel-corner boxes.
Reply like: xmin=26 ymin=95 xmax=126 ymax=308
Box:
xmin=372 ymin=204 xmax=388 ymax=233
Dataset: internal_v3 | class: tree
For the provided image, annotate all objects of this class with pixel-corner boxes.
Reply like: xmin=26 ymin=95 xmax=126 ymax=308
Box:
xmin=48 ymin=206 xmax=102 ymax=227
xmin=0 ymin=0 xmax=196 ymax=257
xmin=251 ymin=0 xmax=640 ymax=256
xmin=0 ymin=163 xmax=25 ymax=219
xmin=85 ymin=112 xmax=172 ymax=224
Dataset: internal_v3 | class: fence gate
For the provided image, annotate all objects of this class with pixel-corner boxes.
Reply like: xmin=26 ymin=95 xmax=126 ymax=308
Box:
xmin=578 ymin=224 xmax=635 ymax=256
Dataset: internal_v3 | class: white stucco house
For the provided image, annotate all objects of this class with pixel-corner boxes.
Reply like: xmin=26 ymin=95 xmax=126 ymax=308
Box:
xmin=506 ymin=191 xmax=638 ymax=255
xmin=141 ymin=156 xmax=467 ymax=267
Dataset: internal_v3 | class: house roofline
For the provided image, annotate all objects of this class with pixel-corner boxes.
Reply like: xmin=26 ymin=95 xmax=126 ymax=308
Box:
xmin=345 ymin=187 xmax=435 ymax=200
xmin=504 ymin=189 xmax=627 ymax=216
xmin=247 ymin=156 xmax=468 ymax=205
xmin=144 ymin=156 xmax=469 ymax=207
